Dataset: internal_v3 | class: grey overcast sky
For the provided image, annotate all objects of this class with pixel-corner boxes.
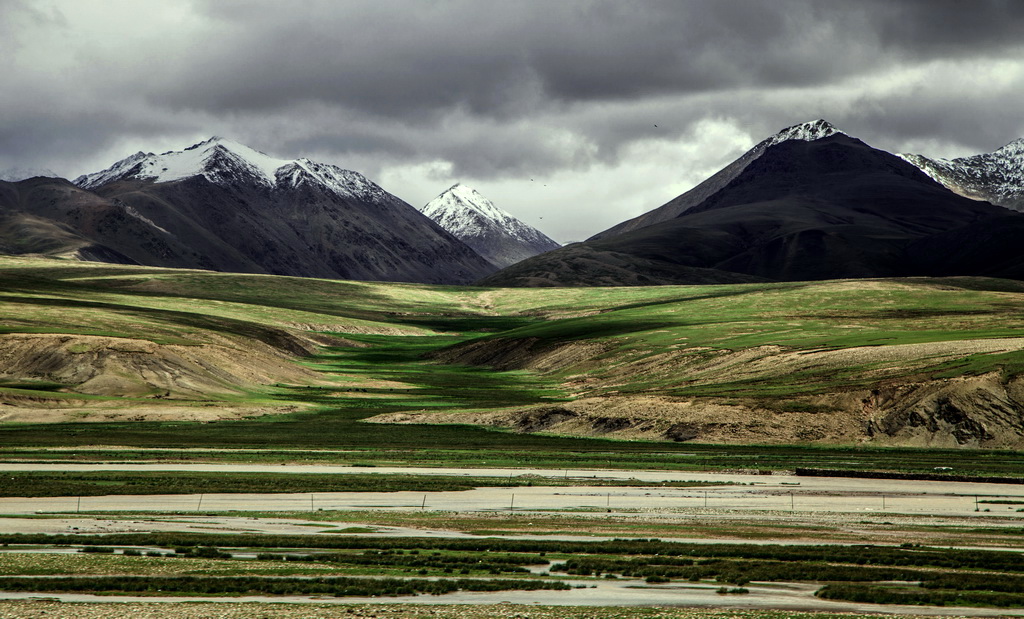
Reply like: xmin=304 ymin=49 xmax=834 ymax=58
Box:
xmin=2 ymin=0 xmax=1023 ymax=242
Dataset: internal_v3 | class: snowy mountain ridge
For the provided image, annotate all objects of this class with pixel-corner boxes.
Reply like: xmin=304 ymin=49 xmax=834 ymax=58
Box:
xmin=900 ymin=137 xmax=1024 ymax=212
xmin=56 ymin=136 xmax=499 ymax=284
xmin=420 ymin=183 xmax=559 ymax=268
xmin=73 ymin=137 xmax=389 ymax=203
xmin=764 ymin=119 xmax=844 ymax=147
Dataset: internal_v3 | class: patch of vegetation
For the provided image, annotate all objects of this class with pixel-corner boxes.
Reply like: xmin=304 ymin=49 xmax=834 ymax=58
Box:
xmin=817 ymin=583 xmax=1024 ymax=608
xmin=0 ymin=574 xmax=570 ymax=597
xmin=5 ymin=534 xmax=1023 ymax=574
xmin=7 ymin=534 xmax=1024 ymax=608
xmin=555 ymin=556 xmax=927 ymax=584
xmin=795 ymin=468 xmax=1024 ymax=484
xmin=248 ymin=549 xmax=542 ymax=575
xmin=5 ymin=443 xmax=1024 ymax=478
xmin=0 ymin=471 xmax=718 ymax=497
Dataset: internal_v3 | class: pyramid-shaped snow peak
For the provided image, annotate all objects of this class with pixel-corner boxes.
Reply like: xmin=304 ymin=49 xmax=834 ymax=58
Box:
xmin=422 ymin=183 xmax=511 ymax=228
xmin=420 ymin=183 xmax=559 ymax=268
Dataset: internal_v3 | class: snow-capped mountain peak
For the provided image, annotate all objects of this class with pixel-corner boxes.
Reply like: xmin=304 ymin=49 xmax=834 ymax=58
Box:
xmin=73 ymin=137 xmax=389 ymax=202
xmin=766 ymin=119 xmax=845 ymax=147
xmin=426 ymin=183 xmax=509 ymax=224
xmin=421 ymin=183 xmax=518 ymax=238
xmin=420 ymin=183 xmax=559 ymax=268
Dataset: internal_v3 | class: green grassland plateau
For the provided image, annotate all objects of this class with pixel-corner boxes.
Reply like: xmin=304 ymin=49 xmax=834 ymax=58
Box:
xmin=3 ymin=256 xmax=1024 ymax=469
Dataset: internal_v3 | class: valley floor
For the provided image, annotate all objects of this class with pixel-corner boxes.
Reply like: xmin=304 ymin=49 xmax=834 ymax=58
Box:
xmin=1 ymin=464 xmax=1023 ymax=616
xmin=4 ymin=259 xmax=1024 ymax=615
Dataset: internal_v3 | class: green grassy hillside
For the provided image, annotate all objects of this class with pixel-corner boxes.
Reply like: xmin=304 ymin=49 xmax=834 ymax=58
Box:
xmin=3 ymin=256 xmax=1024 ymax=468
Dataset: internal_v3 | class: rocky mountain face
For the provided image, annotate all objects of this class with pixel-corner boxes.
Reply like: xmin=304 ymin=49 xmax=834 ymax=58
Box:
xmin=482 ymin=121 xmax=1024 ymax=287
xmin=0 ymin=137 xmax=496 ymax=284
xmin=900 ymin=139 xmax=1024 ymax=212
xmin=419 ymin=184 xmax=560 ymax=268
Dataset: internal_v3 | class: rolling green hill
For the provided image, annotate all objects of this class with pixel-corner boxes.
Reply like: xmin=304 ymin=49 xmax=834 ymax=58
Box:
xmin=3 ymin=256 xmax=1024 ymax=455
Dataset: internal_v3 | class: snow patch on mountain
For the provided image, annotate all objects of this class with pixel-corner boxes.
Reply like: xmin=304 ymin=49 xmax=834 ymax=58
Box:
xmin=0 ymin=167 xmax=60 ymax=182
xmin=765 ymin=119 xmax=845 ymax=147
xmin=420 ymin=184 xmax=559 ymax=268
xmin=118 ymin=202 xmax=172 ymax=236
xmin=74 ymin=137 xmax=389 ymax=203
xmin=997 ymin=138 xmax=1024 ymax=156
xmin=900 ymin=137 xmax=1024 ymax=212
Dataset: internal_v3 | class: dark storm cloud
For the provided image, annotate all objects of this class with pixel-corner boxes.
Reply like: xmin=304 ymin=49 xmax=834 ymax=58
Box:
xmin=2 ymin=0 xmax=1023 ymax=225
xmin=71 ymin=0 xmax=1012 ymax=179
xmin=145 ymin=0 xmax=855 ymax=117
xmin=137 ymin=0 xmax=1020 ymax=119
xmin=873 ymin=0 xmax=1024 ymax=52
xmin=854 ymin=89 xmax=1024 ymax=155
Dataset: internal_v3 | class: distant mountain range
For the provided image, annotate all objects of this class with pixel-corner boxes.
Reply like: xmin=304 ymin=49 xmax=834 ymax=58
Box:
xmin=3 ymin=124 xmax=1024 ymax=288
xmin=419 ymin=183 xmax=559 ymax=268
xmin=482 ymin=120 xmax=1024 ymax=287
xmin=0 ymin=137 xmax=496 ymax=284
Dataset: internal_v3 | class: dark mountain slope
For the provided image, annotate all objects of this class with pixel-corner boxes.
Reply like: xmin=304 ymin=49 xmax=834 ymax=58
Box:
xmin=2 ymin=138 xmax=497 ymax=284
xmin=482 ymin=133 xmax=1023 ymax=287
xmin=589 ymin=119 xmax=843 ymax=241
xmin=91 ymin=174 xmax=496 ymax=283
xmin=906 ymin=214 xmax=1024 ymax=281
xmin=476 ymin=242 xmax=767 ymax=287
xmin=0 ymin=177 xmax=169 ymax=263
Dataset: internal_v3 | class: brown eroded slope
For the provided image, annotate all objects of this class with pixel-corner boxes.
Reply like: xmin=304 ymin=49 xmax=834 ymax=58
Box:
xmin=371 ymin=278 xmax=1024 ymax=448
xmin=0 ymin=331 xmax=328 ymax=423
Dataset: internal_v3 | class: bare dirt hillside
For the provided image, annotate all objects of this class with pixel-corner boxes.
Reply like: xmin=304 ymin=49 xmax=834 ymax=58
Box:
xmin=0 ymin=331 xmax=329 ymax=423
